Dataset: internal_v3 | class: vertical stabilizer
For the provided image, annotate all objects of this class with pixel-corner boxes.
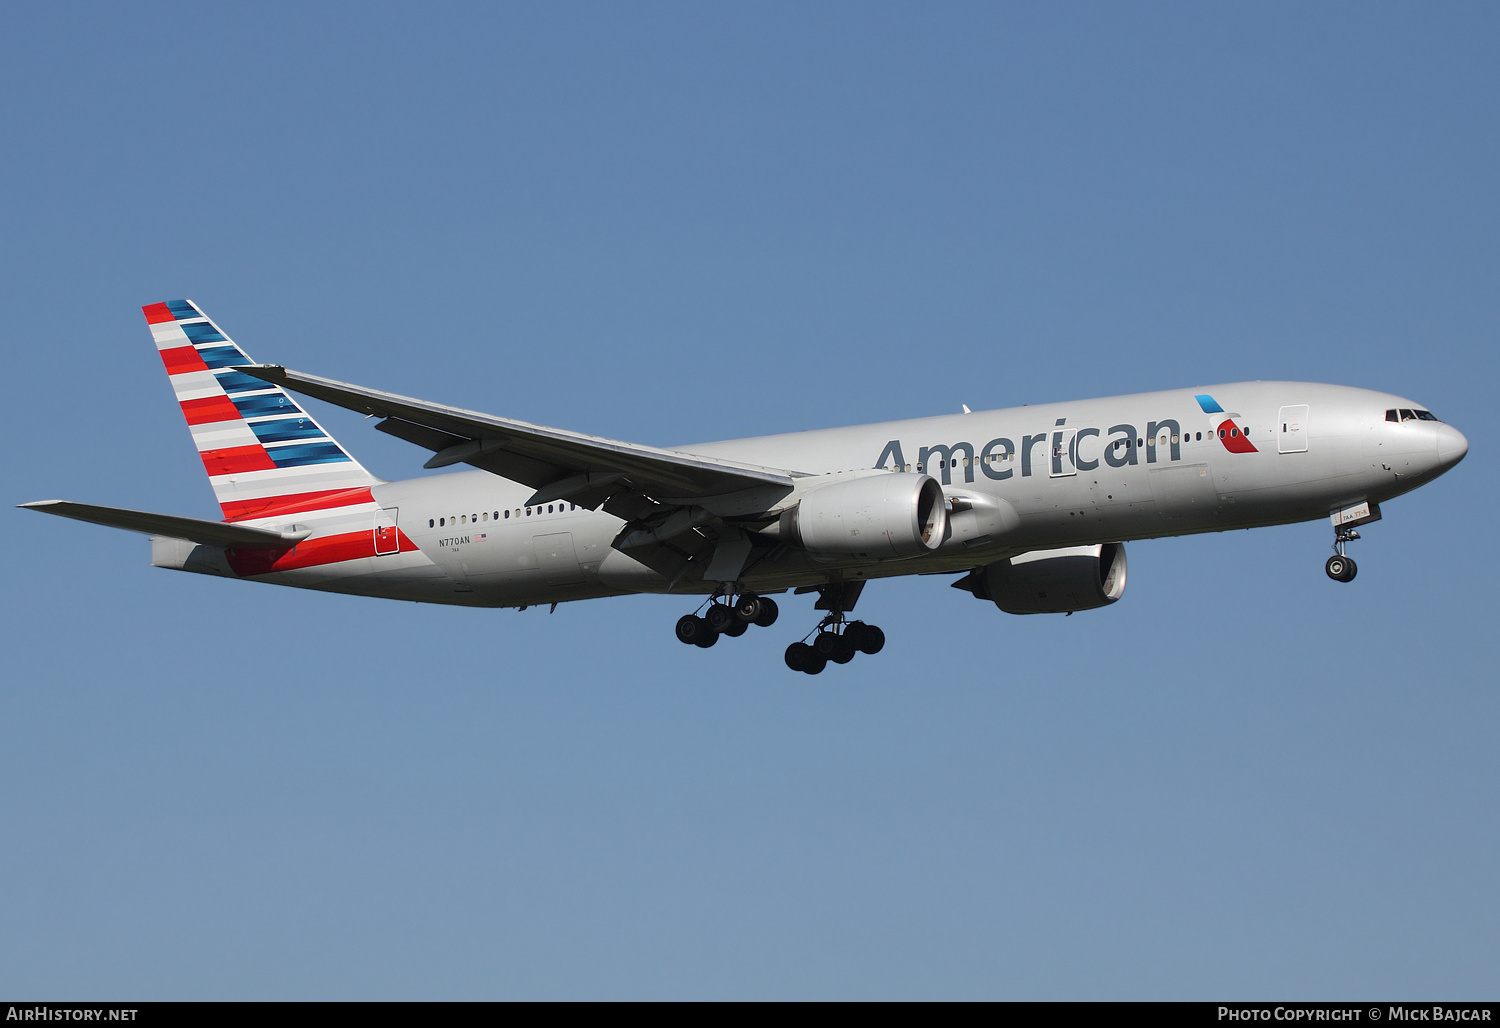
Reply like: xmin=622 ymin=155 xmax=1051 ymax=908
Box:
xmin=143 ymin=300 xmax=381 ymax=521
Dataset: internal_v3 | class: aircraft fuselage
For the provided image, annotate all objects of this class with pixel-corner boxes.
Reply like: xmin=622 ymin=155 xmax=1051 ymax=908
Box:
xmin=154 ymin=380 xmax=1466 ymax=608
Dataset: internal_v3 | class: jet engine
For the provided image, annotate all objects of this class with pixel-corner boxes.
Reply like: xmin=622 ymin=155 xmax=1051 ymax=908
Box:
xmin=775 ymin=473 xmax=947 ymax=561
xmin=956 ymin=542 xmax=1127 ymax=614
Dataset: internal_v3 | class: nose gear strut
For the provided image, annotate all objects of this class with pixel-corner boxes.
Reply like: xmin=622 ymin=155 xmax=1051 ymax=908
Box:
xmin=1326 ymin=528 xmax=1359 ymax=582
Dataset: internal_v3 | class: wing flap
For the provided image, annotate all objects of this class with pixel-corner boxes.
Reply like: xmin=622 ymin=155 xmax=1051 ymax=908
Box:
xmin=19 ymin=500 xmax=306 ymax=548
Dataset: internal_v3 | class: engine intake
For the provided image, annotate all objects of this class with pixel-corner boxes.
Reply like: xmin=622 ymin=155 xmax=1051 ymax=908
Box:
xmin=778 ymin=473 xmax=947 ymax=561
xmin=958 ymin=542 xmax=1127 ymax=614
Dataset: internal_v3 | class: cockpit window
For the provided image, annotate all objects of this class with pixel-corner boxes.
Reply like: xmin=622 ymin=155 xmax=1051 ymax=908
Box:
xmin=1399 ymin=409 xmax=1416 ymax=421
xmin=1386 ymin=409 xmax=1398 ymax=422
xmin=1415 ymin=410 xmax=1440 ymax=421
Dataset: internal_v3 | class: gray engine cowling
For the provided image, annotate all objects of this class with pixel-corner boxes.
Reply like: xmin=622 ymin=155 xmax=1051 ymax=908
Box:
xmin=957 ymin=542 xmax=1127 ymax=614
xmin=776 ymin=473 xmax=948 ymax=561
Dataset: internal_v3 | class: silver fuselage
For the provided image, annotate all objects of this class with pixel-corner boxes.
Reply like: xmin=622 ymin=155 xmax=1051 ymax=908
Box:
xmin=164 ymin=381 xmax=1464 ymax=607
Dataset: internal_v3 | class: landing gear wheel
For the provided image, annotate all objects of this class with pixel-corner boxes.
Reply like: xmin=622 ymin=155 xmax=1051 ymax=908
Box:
xmin=812 ymin=632 xmax=843 ymax=661
xmin=802 ymin=654 xmax=827 ymax=675
xmin=676 ymin=614 xmax=709 ymax=645
xmin=785 ymin=642 xmax=812 ymax=672
xmin=723 ymin=621 xmax=748 ymax=638
xmin=705 ymin=603 xmax=737 ymax=633
xmin=694 ymin=628 xmax=719 ymax=648
xmin=1326 ymin=555 xmax=1357 ymax=582
xmin=753 ymin=597 xmax=779 ymax=628
xmin=848 ymin=622 xmax=885 ymax=655
xmin=831 ymin=635 xmax=856 ymax=664
xmin=734 ymin=595 xmax=763 ymax=623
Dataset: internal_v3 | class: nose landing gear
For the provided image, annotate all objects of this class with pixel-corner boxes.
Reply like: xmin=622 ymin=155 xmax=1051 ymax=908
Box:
xmin=1326 ymin=528 xmax=1359 ymax=583
xmin=1326 ymin=501 xmax=1381 ymax=583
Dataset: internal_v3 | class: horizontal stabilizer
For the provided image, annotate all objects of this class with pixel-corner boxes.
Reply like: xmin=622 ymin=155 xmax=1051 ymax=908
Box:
xmin=18 ymin=500 xmax=309 ymax=548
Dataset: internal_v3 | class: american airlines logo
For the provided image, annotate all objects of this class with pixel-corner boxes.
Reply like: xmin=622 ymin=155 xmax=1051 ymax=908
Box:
xmin=875 ymin=397 xmax=1255 ymax=485
xmin=875 ymin=418 xmax=1190 ymax=485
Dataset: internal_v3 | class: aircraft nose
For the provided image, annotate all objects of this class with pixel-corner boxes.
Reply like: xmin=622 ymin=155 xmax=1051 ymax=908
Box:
xmin=1436 ymin=423 xmax=1469 ymax=468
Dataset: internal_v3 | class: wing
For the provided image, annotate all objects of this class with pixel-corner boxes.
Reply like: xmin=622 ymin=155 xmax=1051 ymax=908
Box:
xmin=233 ymin=365 xmax=798 ymax=511
xmin=19 ymin=500 xmax=308 ymax=547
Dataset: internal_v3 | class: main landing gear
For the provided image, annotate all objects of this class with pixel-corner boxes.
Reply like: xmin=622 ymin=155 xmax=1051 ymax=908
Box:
xmin=1326 ymin=528 xmax=1359 ymax=583
xmin=783 ymin=620 xmax=885 ymax=675
xmin=674 ymin=593 xmax=779 ymax=648
xmin=783 ymin=581 xmax=885 ymax=675
xmin=674 ymin=582 xmax=889 ymax=673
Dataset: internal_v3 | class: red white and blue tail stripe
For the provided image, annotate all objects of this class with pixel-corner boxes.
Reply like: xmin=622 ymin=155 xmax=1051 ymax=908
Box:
xmin=144 ymin=299 xmax=381 ymax=521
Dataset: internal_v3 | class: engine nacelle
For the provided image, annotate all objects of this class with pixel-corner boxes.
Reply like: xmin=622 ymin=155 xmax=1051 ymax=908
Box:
xmin=960 ymin=542 xmax=1127 ymax=614
xmin=778 ymin=473 xmax=948 ymax=561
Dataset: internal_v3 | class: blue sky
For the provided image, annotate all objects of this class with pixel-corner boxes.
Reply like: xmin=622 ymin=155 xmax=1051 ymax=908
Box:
xmin=2 ymin=2 xmax=1496 ymax=999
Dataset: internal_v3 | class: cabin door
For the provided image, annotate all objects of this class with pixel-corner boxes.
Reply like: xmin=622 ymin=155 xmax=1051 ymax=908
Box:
xmin=374 ymin=507 xmax=399 ymax=555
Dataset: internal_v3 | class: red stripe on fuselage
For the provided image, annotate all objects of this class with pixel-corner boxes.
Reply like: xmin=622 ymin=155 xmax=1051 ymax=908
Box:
xmin=160 ymin=345 xmax=209 ymax=374
xmin=143 ymin=302 xmax=175 ymax=324
xmin=220 ymin=487 xmax=376 ymax=521
xmin=180 ymin=395 xmax=242 ymax=425
xmin=226 ymin=528 xmax=418 ymax=577
xmin=201 ymin=445 xmax=277 ymax=476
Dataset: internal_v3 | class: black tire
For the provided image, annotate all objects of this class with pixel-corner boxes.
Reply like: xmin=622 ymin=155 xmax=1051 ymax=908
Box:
xmin=855 ymin=624 xmax=885 ymax=655
xmin=831 ymin=635 xmax=856 ymax=664
xmin=723 ymin=621 xmax=748 ymax=638
xmin=785 ymin=642 xmax=812 ymax=672
xmin=803 ymin=654 xmax=827 ymax=675
xmin=676 ymin=614 xmax=706 ymax=645
xmin=1341 ymin=557 xmax=1358 ymax=582
xmin=753 ymin=597 xmax=779 ymax=628
xmin=705 ymin=603 xmax=736 ymax=633
xmin=812 ymin=632 xmax=842 ymax=660
xmin=1326 ymin=556 xmax=1349 ymax=582
xmin=694 ymin=628 xmax=719 ymax=648
xmin=734 ymin=595 xmax=762 ymax=623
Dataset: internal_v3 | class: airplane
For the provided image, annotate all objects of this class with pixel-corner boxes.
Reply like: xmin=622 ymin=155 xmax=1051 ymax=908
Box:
xmin=21 ymin=300 xmax=1469 ymax=674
